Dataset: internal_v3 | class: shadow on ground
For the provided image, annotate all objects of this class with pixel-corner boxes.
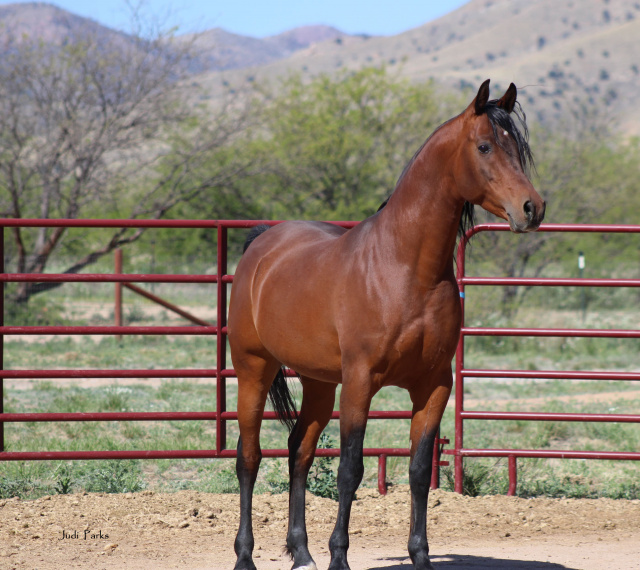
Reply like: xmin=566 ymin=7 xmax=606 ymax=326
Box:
xmin=369 ymin=553 xmax=577 ymax=569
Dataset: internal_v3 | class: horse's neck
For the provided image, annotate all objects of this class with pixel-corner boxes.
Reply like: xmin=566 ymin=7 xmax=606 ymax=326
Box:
xmin=375 ymin=137 xmax=463 ymax=284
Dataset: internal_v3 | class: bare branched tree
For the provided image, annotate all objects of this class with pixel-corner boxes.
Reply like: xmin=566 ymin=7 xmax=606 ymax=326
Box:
xmin=0 ymin=17 xmax=257 ymax=303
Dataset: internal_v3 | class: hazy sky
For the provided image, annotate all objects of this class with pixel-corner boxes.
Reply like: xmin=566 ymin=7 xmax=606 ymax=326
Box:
xmin=3 ymin=0 xmax=470 ymax=37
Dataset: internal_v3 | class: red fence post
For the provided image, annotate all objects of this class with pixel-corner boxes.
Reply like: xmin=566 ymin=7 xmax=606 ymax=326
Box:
xmin=114 ymin=248 xmax=123 ymax=341
xmin=507 ymin=455 xmax=517 ymax=496
xmin=454 ymin=236 xmax=468 ymax=494
xmin=216 ymin=224 xmax=228 ymax=453
xmin=431 ymin=429 xmax=440 ymax=490
xmin=1 ymin=226 xmax=4 ymax=453
xmin=430 ymin=431 xmax=451 ymax=490
xmin=378 ymin=454 xmax=388 ymax=495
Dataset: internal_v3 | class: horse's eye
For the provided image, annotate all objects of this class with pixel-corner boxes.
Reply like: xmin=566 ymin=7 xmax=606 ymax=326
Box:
xmin=478 ymin=144 xmax=491 ymax=154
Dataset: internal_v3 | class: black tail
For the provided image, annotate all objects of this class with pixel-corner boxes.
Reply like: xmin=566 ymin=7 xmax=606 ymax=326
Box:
xmin=243 ymin=224 xmax=271 ymax=253
xmin=269 ymin=368 xmax=299 ymax=433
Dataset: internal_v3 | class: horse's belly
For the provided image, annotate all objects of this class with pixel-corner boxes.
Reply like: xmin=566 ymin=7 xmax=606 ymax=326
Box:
xmin=258 ymin=314 xmax=342 ymax=383
xmin=253 ymin=268 xmax=343 ymax=383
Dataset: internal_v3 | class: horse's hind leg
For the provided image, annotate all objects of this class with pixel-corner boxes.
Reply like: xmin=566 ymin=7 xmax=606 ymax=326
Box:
xmin=233 ymin=355 xmax=280 ymax=570
xmin=286 ymin=378 xmax=337 ymax=570
xmin=406 ymin=366 xmax=453 ymax=570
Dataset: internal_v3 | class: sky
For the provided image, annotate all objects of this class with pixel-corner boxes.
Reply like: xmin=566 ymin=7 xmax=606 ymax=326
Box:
xmin=3 ymin=0 xmax=470 ymax=38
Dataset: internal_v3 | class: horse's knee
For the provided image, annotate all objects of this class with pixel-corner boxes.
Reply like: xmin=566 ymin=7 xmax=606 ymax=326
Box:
xmin=236 ymin=439 xmax=262 ymax=480
xmin=237 ymin=453 xmax=261 ymax=476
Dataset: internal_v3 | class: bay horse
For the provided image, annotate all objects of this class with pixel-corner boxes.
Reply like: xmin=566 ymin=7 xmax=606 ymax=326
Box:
xmin=228 ymin=79 xmax=545 ymax=570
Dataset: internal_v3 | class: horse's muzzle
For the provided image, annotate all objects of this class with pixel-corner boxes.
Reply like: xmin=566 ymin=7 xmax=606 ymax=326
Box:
xmin=510 ymin=199 xmax=545 ymax=233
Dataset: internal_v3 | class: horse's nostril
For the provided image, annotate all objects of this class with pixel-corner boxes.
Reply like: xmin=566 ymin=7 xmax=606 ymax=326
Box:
xmin=523 ymin=200 xmax=534 ymax=221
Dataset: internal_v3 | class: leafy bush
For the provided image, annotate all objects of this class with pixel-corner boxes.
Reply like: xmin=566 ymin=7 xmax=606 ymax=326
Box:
xmin=80 ymin=460 xmax=146 ymax=494
xmin=197 ymin=466 xmax=240 ymax=494
xmin=0 ymin=474 xmax=47 ymax=499
xmin=307 ymin=433 xmax=339 ymax=501
xmin=54 ymin=464 xmax=74 ymax=495
xmin=441 ymin=460 xmax=508 ymax=496
xmin=264 ymin=459 xmax=289 ymax=494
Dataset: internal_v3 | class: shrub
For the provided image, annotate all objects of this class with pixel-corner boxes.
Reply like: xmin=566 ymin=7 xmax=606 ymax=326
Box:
xmin=307 ymin=433 xmax=339 ymax=501
xmin=81 ymin=460 xmax=146 ymax=494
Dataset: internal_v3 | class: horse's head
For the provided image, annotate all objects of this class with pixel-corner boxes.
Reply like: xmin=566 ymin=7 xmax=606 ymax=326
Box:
xmin=454 ymin=79 xmax=545 ymax=233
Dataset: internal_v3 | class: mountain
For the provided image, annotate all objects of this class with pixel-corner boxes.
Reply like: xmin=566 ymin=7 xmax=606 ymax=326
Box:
xmin=3 ymin=1 xmax=640 ymax=133
xmin=0 ymin=2 xmax=130 ymax=46
xmin=0 ymin=3 xmax=348 ymax=73
xmin=178 ymin=25 xmax=346 ymax=71
xmin=195 ymin=0 xmax=640 ymax=134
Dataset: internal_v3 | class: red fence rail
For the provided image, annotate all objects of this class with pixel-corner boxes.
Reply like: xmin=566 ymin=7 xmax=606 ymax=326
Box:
xmin=0 ymin=218 xmax=449 ymax=495
xmin=452 ymin=223 xmax=640 ymax=495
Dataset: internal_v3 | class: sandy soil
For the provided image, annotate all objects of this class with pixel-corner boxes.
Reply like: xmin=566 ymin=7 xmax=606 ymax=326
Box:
xmin=1 ymin=485 xmax=638 ymax=570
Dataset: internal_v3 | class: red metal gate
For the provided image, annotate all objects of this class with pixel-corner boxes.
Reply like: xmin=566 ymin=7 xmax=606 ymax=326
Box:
xmin=0 ymin=218 xmax=449 ymax=495
xmin=452 ymin=223 xmax=640 ymax=494
xmin=4 ymin=219 xmax=638 ymax=496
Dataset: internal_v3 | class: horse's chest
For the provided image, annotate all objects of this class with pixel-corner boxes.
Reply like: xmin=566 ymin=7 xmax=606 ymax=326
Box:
xmin=385 ymin=288 xmax=460 ymax=369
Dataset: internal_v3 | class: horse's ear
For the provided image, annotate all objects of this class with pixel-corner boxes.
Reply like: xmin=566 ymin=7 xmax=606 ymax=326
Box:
xmin=497 ymin=83 xmax=517 ymax=113
xmin=473 ymin=79 xmax=491 ymax=115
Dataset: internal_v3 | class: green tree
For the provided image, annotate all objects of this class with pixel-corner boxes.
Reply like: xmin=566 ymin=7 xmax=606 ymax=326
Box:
xmin=252 ymin=67 xmax=464 ymax=220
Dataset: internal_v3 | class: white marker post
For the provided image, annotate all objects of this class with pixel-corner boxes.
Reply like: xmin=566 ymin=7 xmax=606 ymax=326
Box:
xmin=578 ymin=251 xmax=586 ymax=322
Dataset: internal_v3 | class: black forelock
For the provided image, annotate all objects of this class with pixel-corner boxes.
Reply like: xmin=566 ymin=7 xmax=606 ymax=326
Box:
xmin=484 ymin=100 xmax=535 ymax=179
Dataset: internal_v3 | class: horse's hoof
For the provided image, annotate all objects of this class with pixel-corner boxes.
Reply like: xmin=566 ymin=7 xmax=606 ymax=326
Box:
xmin=414 ymin=558 xmax=435 ymax=570
xmin=293 ymin=564 xmax=317 ymax=570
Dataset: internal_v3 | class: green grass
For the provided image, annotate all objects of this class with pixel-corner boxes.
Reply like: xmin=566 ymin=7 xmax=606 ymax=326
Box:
xmin=2 ymin=289 xmax=639 ymax=500
xmin=3 ymin=335 xmax=217 ymax=371
xmin=3 ymin=368 xmax=638 ymax=500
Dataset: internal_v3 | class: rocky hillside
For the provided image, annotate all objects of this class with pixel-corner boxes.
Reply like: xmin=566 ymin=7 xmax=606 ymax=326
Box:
xmin=196 ymin=0 xmax=640 ymax=133
xmin=179 ymin=25 xmax=347 ymax=71
xmin=3 ymin=0 xmax=640 ymax=133
xmin=0 ymin=2 xmax=129 ymax=46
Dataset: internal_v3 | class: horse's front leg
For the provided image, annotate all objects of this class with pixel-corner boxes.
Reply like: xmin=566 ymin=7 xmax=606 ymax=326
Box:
xmin=407 ymin=367 xmax=453 ymax=570
xmin=328 ymin=372 xmax=373 ymax=570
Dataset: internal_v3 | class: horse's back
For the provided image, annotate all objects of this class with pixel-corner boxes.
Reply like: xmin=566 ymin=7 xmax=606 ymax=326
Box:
xmin=248 ymin=220 xmax=347 ymax=254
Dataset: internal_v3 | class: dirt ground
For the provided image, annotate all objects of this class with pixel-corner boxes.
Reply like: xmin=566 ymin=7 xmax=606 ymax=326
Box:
xmin=0 ymin=485 xmax=638 ymax=570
